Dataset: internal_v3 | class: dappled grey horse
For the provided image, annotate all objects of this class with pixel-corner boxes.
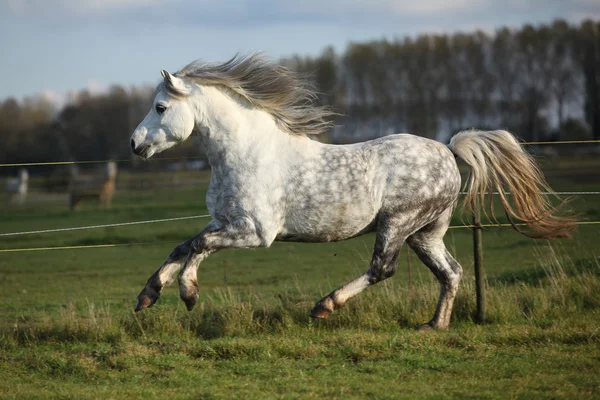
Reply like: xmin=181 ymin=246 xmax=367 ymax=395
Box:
xmin=130 ymin=53 xmax=575 ymax=329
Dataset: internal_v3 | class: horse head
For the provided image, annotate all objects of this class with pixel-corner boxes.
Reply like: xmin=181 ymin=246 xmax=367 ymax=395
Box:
xmin=130 ymin=71 xmax=198 ymax=159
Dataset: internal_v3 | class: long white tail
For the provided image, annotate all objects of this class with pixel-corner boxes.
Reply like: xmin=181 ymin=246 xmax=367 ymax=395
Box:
xmin=448 ymin=129 xmax=576 ymax=239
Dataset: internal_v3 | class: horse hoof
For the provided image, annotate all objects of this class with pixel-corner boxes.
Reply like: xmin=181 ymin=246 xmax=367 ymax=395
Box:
xmin=180 ymin=281 xmax=199 ymax=311
xmin=415 ymin=323 xmax=434 ymax=332
xmin=135 ymin=294 xmax=156 ymax=312
xmin=309 ymin=302 xmax=333 ymax=319
xmin=182 ymin=295 xmax=198 ymax=311
xmin=309 ymin=308 xmax=331 ymax=319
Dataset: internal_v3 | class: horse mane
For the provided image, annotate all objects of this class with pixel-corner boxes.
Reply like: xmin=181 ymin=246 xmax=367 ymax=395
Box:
xmin=165 ymin=52 xmax=337 ymax=136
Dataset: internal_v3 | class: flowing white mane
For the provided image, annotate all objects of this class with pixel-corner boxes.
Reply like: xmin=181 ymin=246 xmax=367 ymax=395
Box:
xmin=160 ymin=53 xmax=337 ymax=136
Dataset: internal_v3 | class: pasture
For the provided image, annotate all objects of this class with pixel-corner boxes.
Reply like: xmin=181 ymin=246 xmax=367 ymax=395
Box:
xmin=1 ymin=156 xmax=599 ymax=399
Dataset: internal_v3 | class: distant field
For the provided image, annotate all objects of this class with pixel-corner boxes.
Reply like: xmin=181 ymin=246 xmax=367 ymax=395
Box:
xmin=0 ymin=157 xmax=599 ymax=399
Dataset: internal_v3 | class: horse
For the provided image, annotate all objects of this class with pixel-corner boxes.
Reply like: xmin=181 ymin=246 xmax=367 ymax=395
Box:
xmin=5 ymin=168 xmax=29 ymax=205
xmin=69 ymin=161 xmax=117 ymax=211
xmin=129 ymin=53 xmax=576 ymax=329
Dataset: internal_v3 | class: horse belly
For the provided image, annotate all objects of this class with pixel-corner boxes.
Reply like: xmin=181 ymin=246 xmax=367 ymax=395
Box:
xmin=278 ymin=193 xmax=378 ymax=242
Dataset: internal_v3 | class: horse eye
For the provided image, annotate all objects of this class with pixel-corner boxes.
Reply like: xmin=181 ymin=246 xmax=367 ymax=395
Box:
xmin=155 ymin=104 xmax=167 ymax=115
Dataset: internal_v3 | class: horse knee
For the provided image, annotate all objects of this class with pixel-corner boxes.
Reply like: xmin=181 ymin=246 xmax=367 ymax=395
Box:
xmin=190 ymin=235 xmax=208 ymax=254
xmin=167 ymin=240 xmax=193 ymax=260
xmin=367 ymin=263 xmax=398 ymax=284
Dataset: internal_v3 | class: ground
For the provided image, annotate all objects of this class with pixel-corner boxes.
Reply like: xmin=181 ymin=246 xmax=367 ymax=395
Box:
xmin=0 ymin=155 xmax=599 ymax=399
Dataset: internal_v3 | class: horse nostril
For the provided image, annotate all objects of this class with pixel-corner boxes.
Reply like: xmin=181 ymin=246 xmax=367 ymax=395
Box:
xmin=131 ymin=139 xmax=136 ymax=151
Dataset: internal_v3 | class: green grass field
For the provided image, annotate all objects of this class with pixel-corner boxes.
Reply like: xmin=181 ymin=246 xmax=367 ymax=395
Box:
xmin=1 ymin=159 xmax=599 ymax=399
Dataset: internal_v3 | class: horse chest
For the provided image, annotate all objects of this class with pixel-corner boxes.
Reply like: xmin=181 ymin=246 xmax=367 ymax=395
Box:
xmin=206 ymin=170 xmax=279 ymax=223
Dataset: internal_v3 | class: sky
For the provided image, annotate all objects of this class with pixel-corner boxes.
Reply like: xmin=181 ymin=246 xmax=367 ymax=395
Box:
xmin=1 ymin=0 xmax=599 ymax=105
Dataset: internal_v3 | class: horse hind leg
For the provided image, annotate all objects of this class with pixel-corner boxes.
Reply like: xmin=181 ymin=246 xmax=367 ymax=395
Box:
xmin=407 ymin=209 xmax=462 ymax=330
xmin=310 ymin=217 xmax=406 ymax=319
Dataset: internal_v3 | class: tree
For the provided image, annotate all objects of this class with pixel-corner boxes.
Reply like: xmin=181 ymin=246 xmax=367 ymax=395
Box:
xmin=548 ymin=20 xmax=580 ymax=128
xmin=576 ymin=20 xmax=600 ymax=139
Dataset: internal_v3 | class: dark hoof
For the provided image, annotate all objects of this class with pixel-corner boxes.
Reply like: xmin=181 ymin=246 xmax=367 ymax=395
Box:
xmin=181 ymin=295 xmax=197 ymax=311
xmin=180 ymin=281 xmax=199 ymax=311
xmin=135 ymin=294 xmax=156 ymax=312
xmin=309 ymin=306 xmax=332 ymax=319
xmin=415 ymin=323 xmax=434 ymax=332
xmin=135 ymin=286 xmax=161 ymax=311
xmin=309 ymin=298 xmax=335 ymax=319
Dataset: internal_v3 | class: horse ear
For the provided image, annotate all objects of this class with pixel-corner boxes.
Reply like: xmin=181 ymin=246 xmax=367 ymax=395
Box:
xmin=160 ymin=70 xmax=190 ymax=94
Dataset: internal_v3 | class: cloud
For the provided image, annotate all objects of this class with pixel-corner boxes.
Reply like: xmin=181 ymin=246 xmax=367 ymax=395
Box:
xmin=86 ymin=78 xmax=106 ymax=96
xmin=0 ymin=0 xmax=499 ymax=22
xmin=1 ymin=0 xmax=159 ymax=15
xmin=283 ymin=0 xmax=489 ymax=15
xmin=2 ymin=0 xmax=597 ymax=31
xmin=1 ymin=0 xmax=598 ymax=101
xmin=39 ymin=89 xmax=67 ymax=109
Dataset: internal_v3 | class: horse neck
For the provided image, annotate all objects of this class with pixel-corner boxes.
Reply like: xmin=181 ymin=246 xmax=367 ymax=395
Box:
xmin=194 ymin=87 xmax=312 ymax=168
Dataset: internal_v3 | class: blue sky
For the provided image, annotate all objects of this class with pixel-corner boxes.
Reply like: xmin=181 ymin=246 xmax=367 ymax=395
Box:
xmin=1 ymin=0 xmax=599 ymax=104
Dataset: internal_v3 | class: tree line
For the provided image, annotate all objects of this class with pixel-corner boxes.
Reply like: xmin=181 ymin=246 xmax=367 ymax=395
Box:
xmin=1 ymin=19 xmax=598 ymax=168
xmin=286 ymin=19 xmax=599 ymax=143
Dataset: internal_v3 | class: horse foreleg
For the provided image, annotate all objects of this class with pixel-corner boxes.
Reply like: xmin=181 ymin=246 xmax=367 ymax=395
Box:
xmin=178 ymin=220 xmax=268 ymax=311
xmin=135 ymin=220 xmax=221 ymax=311
xmin=135 ymin=238 xmax=193 ymax=311
xmin=310 ymin=222 xmax=405 ymax=319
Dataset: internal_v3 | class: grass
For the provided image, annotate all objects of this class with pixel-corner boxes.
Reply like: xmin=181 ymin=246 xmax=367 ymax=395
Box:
xmin=0 ymin=159 xmax=599 ymax=398
xmin=1 ymin=257 xmax=599 ymax=399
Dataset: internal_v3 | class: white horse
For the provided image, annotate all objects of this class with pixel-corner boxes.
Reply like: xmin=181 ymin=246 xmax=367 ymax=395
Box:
xmin=130 ymin=53 xmax=575 ymax=329
xmin=5 ymin=169 xmax=29 ymax=205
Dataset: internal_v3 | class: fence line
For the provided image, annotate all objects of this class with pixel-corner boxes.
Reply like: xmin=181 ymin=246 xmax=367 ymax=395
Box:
xmin=448 ymin=220 xmax=600 ymax=229
xmin=0 ymin=215 xmax=211 ymax=237
xmin=1 ymin=220 xmax=599 ymax=254
xmin=523 ymin=140 xmax=600 ymax=145
xmin=2 ymin=189 xmax=598 ymax=238
xmin=0 ymin=241 xmax=180 ymax=253
xmin=458 ymin=191 xmax=600 ymax=196
xmin=1 ymin=138 xmax=598 ymax=252
xmin=1 ymin=139 xmax=599 ymax=168
xmin=0 ymin=156 xmax=206 ymax=168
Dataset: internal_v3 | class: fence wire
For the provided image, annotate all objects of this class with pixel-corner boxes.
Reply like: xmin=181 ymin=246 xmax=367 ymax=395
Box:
xmin=1 ymin=220 xmax=599 ymax=253
xmin=0 ymin=241 xmax=179 ymax=253
xmin=1 ymin=138 xmax=598 ymax=253
xmin=1 ymin=139 xmax=599 ymax=168
xmin=0 ymin=156 xmax=206 ymax=168
xmin=0 ymin=214 xmax=211 ymax=237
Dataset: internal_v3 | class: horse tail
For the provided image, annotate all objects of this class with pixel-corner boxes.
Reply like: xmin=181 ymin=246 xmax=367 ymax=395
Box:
xmin=448 ymin=129 xmax=577 ymax=239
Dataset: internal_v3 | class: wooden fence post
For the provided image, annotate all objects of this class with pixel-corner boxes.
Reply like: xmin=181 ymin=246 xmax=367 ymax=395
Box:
xmin=472 ymin=212 xmax=486 ymax=323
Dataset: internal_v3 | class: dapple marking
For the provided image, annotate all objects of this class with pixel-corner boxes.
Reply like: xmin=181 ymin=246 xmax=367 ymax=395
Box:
xmin=130 ymin=53 xmax=575 ymax=329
